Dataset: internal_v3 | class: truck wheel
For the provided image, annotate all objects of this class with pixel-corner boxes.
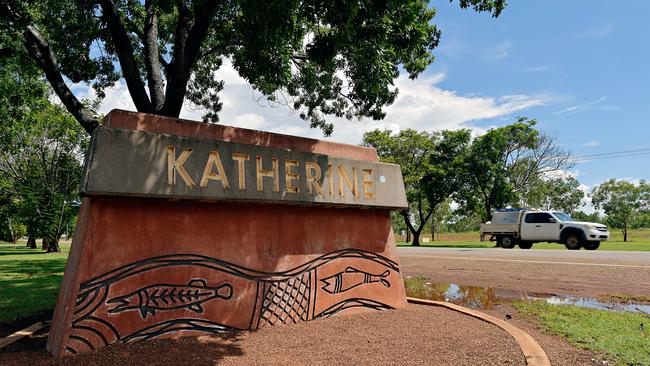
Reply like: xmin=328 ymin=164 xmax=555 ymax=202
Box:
xmin=518 ymin=241 xmax=533 ymax=249
xmin=498 ymin=235 xmax=516 ymax=249
xmin=564 ymin=234 xmax=583 ymax=250
xmin=584 ymin=241 xmax=600 ymax=250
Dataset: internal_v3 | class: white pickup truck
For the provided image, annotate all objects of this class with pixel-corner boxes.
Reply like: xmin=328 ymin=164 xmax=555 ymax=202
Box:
xmin=479 ymin=209 xmax=609 ymax=250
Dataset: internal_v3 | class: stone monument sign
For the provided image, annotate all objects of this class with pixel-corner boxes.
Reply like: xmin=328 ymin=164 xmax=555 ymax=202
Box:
xmin=47 ymin=110 xmax=408 ymax=357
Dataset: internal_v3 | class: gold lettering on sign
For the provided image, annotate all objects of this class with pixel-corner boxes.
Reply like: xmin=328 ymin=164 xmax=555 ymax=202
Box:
xmin=305 ymin=162 xmax=324 ymax=197
xmin=256 ymin=156 xmax=279 ymax=192
xmin=338 ymin=165 xmax=359 ymax=197
xmin=327 ymin=164 xmax=334 ymax=196
xmin=232 ymin=153 xmax=249 ymax=190
xmin=167 ymin=146 xmax=195 ymax=187
xmin=285 ymin=160 xmax=300 ymax=193
xmin=362 ymin=169 xmax=374 ymax=199
xmin=200 ymin=151 xmax=230 ymax=189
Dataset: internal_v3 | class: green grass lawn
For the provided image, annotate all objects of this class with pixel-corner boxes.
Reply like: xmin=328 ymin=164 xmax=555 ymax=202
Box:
xmin=397 ymin=229 xmax=650 ymax=251
xmin=515 ymin=301 xmax=650 ymax=366
xmin=0 ymin=240 xmax=70 ymax=324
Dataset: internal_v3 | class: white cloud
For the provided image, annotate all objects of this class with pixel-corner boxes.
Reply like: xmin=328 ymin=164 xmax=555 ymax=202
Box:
xmin=230 ymin=113 xmax=268 ymax=130
xmin=577 ymin=183 xmax=595 ymax=214
xmin=543 ymin=169 xmax=580 ymax=180
xmin=70 ymin=81 xmax=135 ymax=115
xmin=577 ymin=24 xmax=614 ymax=38
xmin=489 ymin=40 xmax=511 ymax=61
xmin=554 ymin=96 xmax=617 ymax=115
xmin=66 ymin=59 xmax=549 ymax=145
xmin=580 ymin=140 xmax=600 ymax=147
xmin=523 ymin=65 xmax=551 ymax=73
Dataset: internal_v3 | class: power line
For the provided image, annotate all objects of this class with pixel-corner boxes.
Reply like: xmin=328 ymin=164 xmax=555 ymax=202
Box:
xmin=571 ymin=148 xmax=650 ymax=164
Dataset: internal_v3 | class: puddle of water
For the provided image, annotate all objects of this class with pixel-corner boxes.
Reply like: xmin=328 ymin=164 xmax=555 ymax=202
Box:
xmin=404 ymin=276 xmax=650 ymax=314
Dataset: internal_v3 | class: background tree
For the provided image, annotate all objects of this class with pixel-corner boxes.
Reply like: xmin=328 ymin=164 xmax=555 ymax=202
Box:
xmin=571 ymin=211 xmax=602 ymax=223
xmin=1 ymin=0 xmax=505 ymax=135
xmin=429 ymin=200 xmax=452 ymax=241
xmin=0 ymin=56 xmax=87 ymax=251
xmin=422 ymin=129 xmax=471 ymax=241
xmin=364 ymin=128 xmax=470 ymax=245
xmin=460 ymin=118 xmax=572 ymax=222
xmin=524 ymin=176 xmax=585 ymax=214
xmin=0 ymin=45 xmax=49 ymax=247
xmin=363 ymin=129 xmax=437 ymax=246
xmin=591 ymin=179 xmax=648 ymax=242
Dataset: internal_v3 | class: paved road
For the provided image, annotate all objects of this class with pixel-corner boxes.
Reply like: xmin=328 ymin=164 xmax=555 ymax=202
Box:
xmin=397 ymin=247 xmax=650 ymax=297
xmin=398 ymin=247 xmax=650 ymax=268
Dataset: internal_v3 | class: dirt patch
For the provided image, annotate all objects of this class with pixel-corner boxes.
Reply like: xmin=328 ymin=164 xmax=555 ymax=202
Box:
xmin=1 ymin=304 xmax=526 ymax=366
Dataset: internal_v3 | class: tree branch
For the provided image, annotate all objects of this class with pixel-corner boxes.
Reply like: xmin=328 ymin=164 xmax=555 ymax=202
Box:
xmin=123 ymin=16 xmax=170 ymax=75
xmin=23 ymin=26 xmax=98 ymax=135
xmin=144 ymin=0 xmax=165 ymax=110
xmin=400 ymin=210 xmax=416 ymax=237
xmin=162 ymin=0 xmax=219 ymax=117
xmin=98 ymin=0 xmax=153 ymax=113
xmin=160 ymin=0 xmax=190 ymax=116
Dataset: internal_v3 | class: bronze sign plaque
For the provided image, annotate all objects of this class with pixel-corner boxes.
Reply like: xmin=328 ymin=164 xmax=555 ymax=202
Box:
xmin=82 ymin=126 xmax=408 ymax=209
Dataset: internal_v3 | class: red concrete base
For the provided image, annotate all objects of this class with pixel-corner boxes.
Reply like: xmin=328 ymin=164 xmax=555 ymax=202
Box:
xmin=46 ymin=111 xmax=407 ymax=357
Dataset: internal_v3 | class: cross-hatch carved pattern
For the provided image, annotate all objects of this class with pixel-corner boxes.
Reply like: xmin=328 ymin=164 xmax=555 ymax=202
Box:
xmin=258 ymin=272 xmax=311 ymax=327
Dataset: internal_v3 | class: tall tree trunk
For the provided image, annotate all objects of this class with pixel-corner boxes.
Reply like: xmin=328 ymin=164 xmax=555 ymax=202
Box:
xmin=623 ymin=223 xmax=628 ymax=242
xmin=7 ymin=216 xmax=18 ymax=244
xmin=405 ymin=228 xmax=410 ymax=243
xmin=412 ymin=227 xmax=424 ymax=247
xmin=46 ymin=236 xmax=61 ymax=253
xmin=27 ymin=235 xmax=37 ymax=249
xmin=430 ymin=217 xmax=435 ymax=242
xmin=41 ymin=237 xmax=48 ymax=251
xmin=412 ymin=232 xmax=420 ymax=246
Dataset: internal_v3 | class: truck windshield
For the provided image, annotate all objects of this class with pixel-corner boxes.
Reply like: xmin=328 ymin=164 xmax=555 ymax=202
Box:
xmin=553 ymin=212 xmax=573 ymax=222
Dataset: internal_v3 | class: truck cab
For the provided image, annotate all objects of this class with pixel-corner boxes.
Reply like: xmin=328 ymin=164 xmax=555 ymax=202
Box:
xmin=480 ymin=209 xmax=609 ymax=250
xmin=521 ymin=212 xmax=561 ymax=241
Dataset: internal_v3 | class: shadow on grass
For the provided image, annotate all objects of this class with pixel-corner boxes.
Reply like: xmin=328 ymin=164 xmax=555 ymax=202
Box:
xmin=0 ymin=247 xmax=49 ymax=256
xmin=0 ymin=257 xmax=67 ymax=276
xmin=0 ymin=257 xmax=67 ymax=324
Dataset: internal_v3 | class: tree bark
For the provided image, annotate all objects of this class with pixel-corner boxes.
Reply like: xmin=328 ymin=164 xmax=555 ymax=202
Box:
xmin=6 ymin=216 xmax=16 ymax=244
xmin=623 ymin=222 xmax=628 ymax=242
xmin=160 ymin=0 xmax=190 ymax=117
xmin=143 ymin=0 xmax=165 ymax=110
xmin=27 ymin=235 xmax=37 ymax=249
xmin=23 ymin=27 xmax=98 ymax=135
xmin=161 ymin=0 xmax=220 ymax=117
xmin=401 ymin=210 xmax=418 ymax=246
xmin=98 ymin=0 xmax=153 ymax=113
xmin=46 ymin=236 xmax=61 ymax=253
xmin=430 ymin=217 xmax=436 ymax=242
xmin=401 ymin=209 xmax=433 ymax=247
xmin=412 ymin=227 xmax=424 ymax=247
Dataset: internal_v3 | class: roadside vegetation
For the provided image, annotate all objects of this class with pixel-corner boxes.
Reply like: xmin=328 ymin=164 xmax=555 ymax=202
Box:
xmin=515 ymin=301 xmax=650 ymax=366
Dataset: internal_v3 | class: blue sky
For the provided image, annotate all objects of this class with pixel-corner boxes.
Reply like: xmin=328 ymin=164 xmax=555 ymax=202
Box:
xmin=78 ymin=1 xmax=650 ymax=192
xmin=428 ymin=0 xmax=650 ymax=188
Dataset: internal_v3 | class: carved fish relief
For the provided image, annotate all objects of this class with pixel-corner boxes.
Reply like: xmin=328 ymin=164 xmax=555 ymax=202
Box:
xmin=320 ymin=267 xmax=390 ymax=294
xmin=107 ymin=279 xmax=232 ymax=319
